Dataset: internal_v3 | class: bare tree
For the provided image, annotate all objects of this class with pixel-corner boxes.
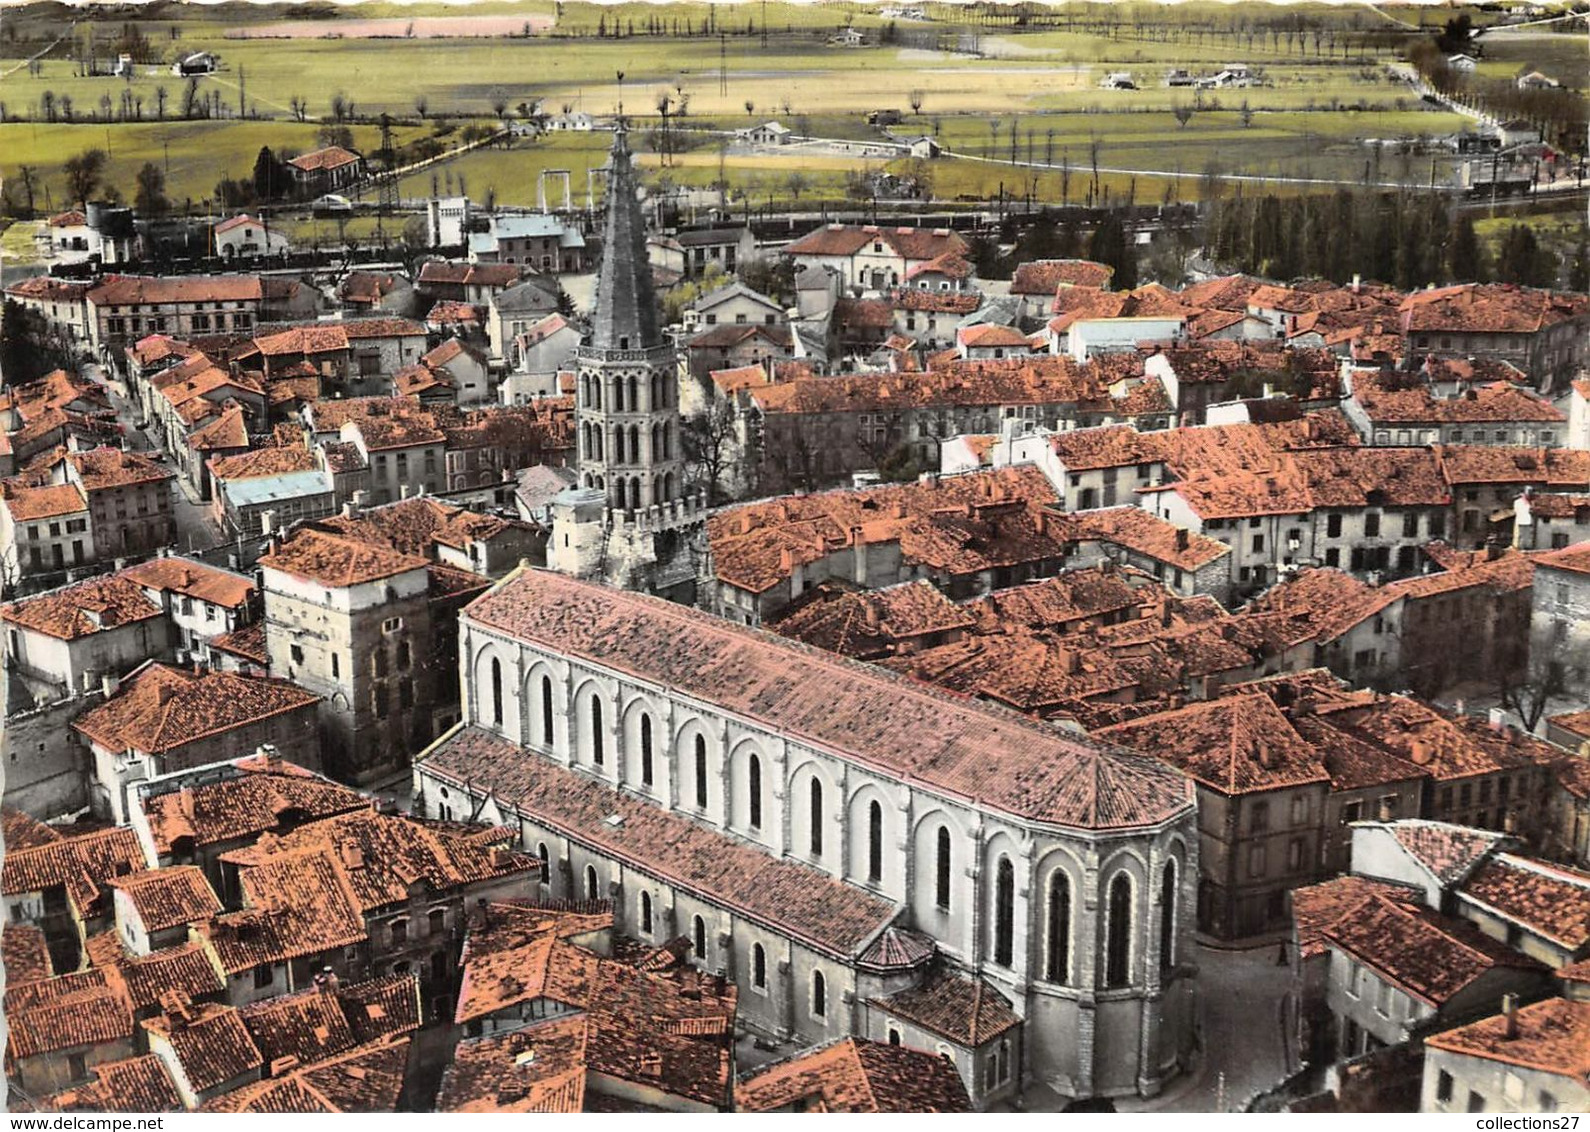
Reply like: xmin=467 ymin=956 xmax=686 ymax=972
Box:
xmin=414 ymin=94 xmax=428 ymax=119
xmin=681 ymin=400 xmax=741 ymax=504
xmin=1173 ymin=104 xmax=1194 ymax=129
xmin=909 ymin=88 xmax=924 ymax=114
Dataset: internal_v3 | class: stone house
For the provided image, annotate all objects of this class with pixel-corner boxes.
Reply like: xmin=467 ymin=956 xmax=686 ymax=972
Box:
xmin=1422 ymin=998 xmax=1590 ymax=1113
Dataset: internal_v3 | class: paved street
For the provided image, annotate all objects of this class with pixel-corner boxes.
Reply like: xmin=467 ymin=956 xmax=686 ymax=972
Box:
xmin=92 ymin=366 xmax=225 ymax=555
xmin=1116 ymin=942 xmax=1296 ymax=1114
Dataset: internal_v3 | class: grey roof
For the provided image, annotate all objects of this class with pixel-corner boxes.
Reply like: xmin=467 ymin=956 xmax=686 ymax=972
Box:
xmin=694 ymin=280 xmax=781 ymax=312
xmin=675 ymin=226 xmax=750 ymax=248
xmin=515 ymin=464 xmax=579 ymax=511
xmin=492 ymin=277 xmax=561 ymax=314
xmin=491 ymin=214 xmax=569 ymax=240
xmin=224 ymin=469 xmax=334 ymax=508
xmin=588 ymin=129 xmax=662 ymax=352
xmin=796 ymin=265 xmax=833 ymax=289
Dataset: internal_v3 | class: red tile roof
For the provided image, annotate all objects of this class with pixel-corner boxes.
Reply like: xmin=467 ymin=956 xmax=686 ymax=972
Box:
xmin=1291 ymin=875 xmax=1424 ymax=961
xmin=107 ymin=865 xmax=222 ymax=933
xmin=1 ymin=826 xmax=146 ymax=912
xmin=465 ymin=570 xmax=1196 ymax=830
xmin=425 ymin=727 xmax=898 ymax=958
xmin=0 ymin=480 xmax=87 ymax=521
xmin=287 ymin=146 xmax=362 ymax=173
xmin=783 ymin=224 xmax=967 ymax=263
xmin=436 ymin=1016 xmax=587 ymax=1113
xmin=1459 ymin=854 xmax=1590 ymax=951
xmin=1385 ymin=820 xmax=1513 ymax=886
xmin=870 ymin=968 xmax=1021 ymax=1045
xmin=1401 ymin=282 xmax=1590 ymax=335
xmin=208 ymin=621 xmax=269 ymax=666
xmin=1011 ymin=258 xmax=1114 ymax=294
xmin=766 ymin=580 xmax=976 ymax=658
xmin=141 ymin=760 xmax=367 ymax=857
xmin=1055 ymin=505 xmax=1230 ymax=571
xmin=737 ymin=1037 xmax=973 ymax=1112
xmin=2 ymin=923 xmax=54 ymax=987
xmin=122 ymin=557 xmax=255 ymax=610
xmin=1352 ymin=374 xmax=1564 ymax=425
xmin=1425 ymin=998 xmax=1590 ymax=1081
xmin=143 ymin=1002 xmax=264 ymax=1093
xmin=74 ymin=664 xmax=318 ymax=756
xmin=208 ymin=445 xmax=317 ymax=482
xmin=88 ymin=274 xmax=265 ymax=307
xmin=259 ymin=526 xmax=430 ymax=587
xmin=46 ymin=1054 xmax=184 ymax=1113
xmin=6 ymin=969 xmax=135 ymax=1060
xmin=1323 ymin=891 xmax=1544 ymax=1006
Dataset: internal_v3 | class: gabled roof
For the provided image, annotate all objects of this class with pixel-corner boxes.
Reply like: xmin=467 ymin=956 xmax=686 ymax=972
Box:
xmin=1291 ymin=875 xmax=1423 ymax=960
xmin=1458 ymin=854 xmax=1590 ymax=951
xmin=122 ymin=556 xmax=255 ymax=609
xmin=106 ymin=865 xmax=222 ymax=933
xmin=258 ymin=526 xmax=430 ymax=587
xmin=1426 ymin=998 xmax=1590 ymax=1082
xmin=46 ymin=1054 xmax=185 ymax=1113
xmin=202 ymin=1039 xmax=411 ymax=1113
xmin=463 ymin=570 xmax=1196 ymax=830
xmin=287 ymin=146 xmax=362 ymax=173
xmin=73 ymin=664 xmax=319 ymax=756
xmin=1325 ymin=892 xmax=1544 ymax=1007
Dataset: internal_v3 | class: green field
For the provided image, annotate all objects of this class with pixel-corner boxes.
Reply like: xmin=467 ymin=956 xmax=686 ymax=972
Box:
xmin=0 ymin=0 xmax=1578 ymax=218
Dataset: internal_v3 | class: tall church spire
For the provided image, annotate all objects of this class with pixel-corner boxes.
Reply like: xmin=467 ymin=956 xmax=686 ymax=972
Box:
xmin=588 ymin=126 xmax=662 ymax=353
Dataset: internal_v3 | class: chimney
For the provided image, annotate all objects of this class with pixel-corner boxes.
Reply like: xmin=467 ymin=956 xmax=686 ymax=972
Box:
xmin=1057 ymin=646 xmax=1080 ymax=676
xmin=1175 ymin=528 xmax=1189 ymax=551
xmin=1409 ymin=739 xmax=1433 ymax=765
xmin=100 ymin=673 xmax=120 ymax=699
xmin=1488 ymin=707 xmax=1507 ymax=734
xmin=1502 ymin=993 xmax=1520 ymax=1039
xmin=861 ymin=601 xmax=881 ymax=634
xmin=1377 ymin=796 xmax=1394 ymax=821
xmin=1159 ymin=601 xmax=1173 ymax=628
xmin=269 ymin=1055 xmax=300 ymax=1077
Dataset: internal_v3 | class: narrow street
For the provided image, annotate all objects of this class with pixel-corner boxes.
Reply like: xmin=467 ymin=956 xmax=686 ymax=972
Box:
xmin=90 ymin=364 xmax=226 ymax=555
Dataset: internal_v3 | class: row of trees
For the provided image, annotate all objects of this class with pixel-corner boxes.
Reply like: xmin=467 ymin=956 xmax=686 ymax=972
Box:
xmin=1205 ymin=187 xmax=1584 ymax=290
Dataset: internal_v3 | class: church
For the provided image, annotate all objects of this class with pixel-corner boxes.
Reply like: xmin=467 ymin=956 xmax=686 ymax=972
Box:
xmin=414 ymin=570 xmax=1199 ymax=1105
xmin=419 ymin=128 xmax=1201 ymax=1107
xmin=547 ymin=126 xmax=705 ymax=600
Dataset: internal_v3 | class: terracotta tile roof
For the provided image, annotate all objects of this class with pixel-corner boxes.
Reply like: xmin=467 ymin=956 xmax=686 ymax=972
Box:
xmin=239 ymin=975 xmax=419 ymax=1067
xmin=1526 ymin=492 xmax=1590 ymax=521
xmin=1055 ymin=506 xmax=1230 ymax=571
xmin=437 ymin=1016 xmax=588 ymax=1113
xmin=2 ymin=806 xmax=63 ymax=850
xmin=758 ymin=355 xmax=1108 ymax=415
xmin=107 ymin=865 xmax=222 ymax=933
xmin=710 ymin=364 xmax=772 ymax=395
xmin=1400 ymin=282 xmax=1590 ymax=335
xmin=1178 ymin=274 xmax=1270 ymax=312
xmin=1291 ymin=875 xmax=1424 ymax=960
xmin=784 ymin=224 xmax=967 ymax=263
xmin=123 ymin=557 xmax=255 ymax=610
xmin=221 ymin=807 xmax=535 ymax=918
xmin=203 ymin=1038 xmax=411 ymax=1113
xmin=418 ymin=260 xmax=519 ymax=288
xmin=737 ymin=1037 xmax=972 ymax=1112
xmin=906 ymin=250 xmax=974 ymax=282
xmin=857 ymin=926 xmax=936 ymax=972
xmin=1290 ymin=446 xmax=1451 ymax=507
xmin=2 ymin=923 xmax=54 ymax=987
xmin=1352 ymin=374 xmax=1564 ymax=425
xmin=1 ymin=826 xmax=146 ymax=912
xmin=1459 ymin=854 xmax=1590 ymax=951
xmin=1011 ymin=258 xmax=1113 ymax=294
xmin=316 ymin=496 xmax=520 ymax=556
xmin=425 ymin=301 xmax=483 ymax=326
xmin=465 ymin=571 xmax=1195 ymax=830
xmin=46 ymin=1054 xmax=184 ymax=1112
xmin=958 ymin=323 xmax=1032 ymax=349
xmin=208 ymin=445 xmax=317 ymax=482
xmin=1099 ymin=694 xmax=1331 ymax=795
xmin=1435 ymin=444 xmax=1590 ymax=488
xmin=115 ymin=942 xmax=228 ymax=1012
xmin=88 ymin=274 xmax=265 ymax=307
xmin=6 ymin=969 xmax=135 ymax=1060
xmin=259 ymin=526 xmax=429 ymax=587
xmin=144 ymin=1002 xmax=264 ymax=1093
xmin=766 ymin=580 xmax=975 ymax=658
xmin=187 ymin=404 xmax=250 ymax=451
xmin=62 ymin=446 xmax=174 ymax=491
xmin=710 ymin=467 xmax=1065 ymax=594
xmin=889 ymin=288 xmax=982 ymax=313
xmin=1536 ymin=541 xmax=1590 ymax=578
xmin=0 ymin=480 xmax=87 ymax=521
xmin=1321 ymin=699 xmax=1560 ymax=784
xmin=425 ymin=727 xmax=897 ymax=957
xmin=1323 ymin=892 xmax=1544 ymax=1007
xmin=973 ymin=566 xmax=1141 ymax=630
xmin=74 ymin=664 xmax=318 ymax=756
xmin=1427 ymin=997 xmax=1590 ymax=1081
xmin=339 ymin=270 xmax=409 ymax=306
xmin=141 ymin=761 xmax=367 ymax=857
xmin=287 ymin=146 xmax=362 ymax=173
xmin=346 ymin=412 xmax=446 ymax=450
xmin=871 ymin=968 xmax=1021 ymax=1045
xmin=879 ymin=629 xmax=1139 ymax=717
xmin=208 ymin=621 xmax=269 ymax=666
xmin=1383 ymin=820 xmax=1513 ymax=885
xmin=197 ymin=851 xmax=370 ymax=975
